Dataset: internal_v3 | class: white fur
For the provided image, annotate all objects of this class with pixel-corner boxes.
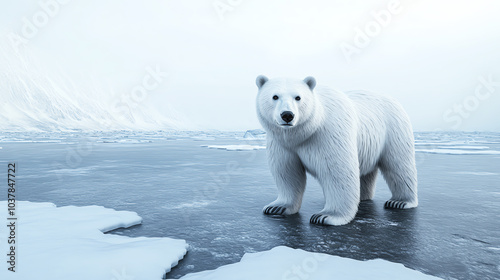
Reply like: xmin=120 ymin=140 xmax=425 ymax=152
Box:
xmin=256 ymin=76 xmax=418 ymax=226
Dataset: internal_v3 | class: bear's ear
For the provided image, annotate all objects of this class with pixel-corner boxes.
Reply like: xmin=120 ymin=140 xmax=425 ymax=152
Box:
xmin=256 ymin=75 xmax=269 ymax=89
xmin=303 ymin=76 xmax=316 ymax=91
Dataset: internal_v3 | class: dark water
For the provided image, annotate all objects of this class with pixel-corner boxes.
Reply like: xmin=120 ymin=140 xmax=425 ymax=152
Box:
xmin=1 ymin=133 xmax=499 ymax=280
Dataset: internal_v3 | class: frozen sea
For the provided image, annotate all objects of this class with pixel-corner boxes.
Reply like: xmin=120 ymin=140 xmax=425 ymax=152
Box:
xmin=0 ymin=131 xmax=499 ymax=280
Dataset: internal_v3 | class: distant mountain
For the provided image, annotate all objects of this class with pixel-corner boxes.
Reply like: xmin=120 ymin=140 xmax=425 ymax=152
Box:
xmin=0 ymin=41 xmax=188 ymax=132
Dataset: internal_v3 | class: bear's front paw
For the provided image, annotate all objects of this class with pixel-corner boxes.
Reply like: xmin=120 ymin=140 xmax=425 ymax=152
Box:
xmin=263 ymin=205 xmax=287 ymax=215
xmin=309 ymin=213 xmax=353 ymax=226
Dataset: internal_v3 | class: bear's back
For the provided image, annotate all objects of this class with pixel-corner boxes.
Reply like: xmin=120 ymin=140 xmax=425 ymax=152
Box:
xmin=346 ymin=90 xmax=411 ymax=131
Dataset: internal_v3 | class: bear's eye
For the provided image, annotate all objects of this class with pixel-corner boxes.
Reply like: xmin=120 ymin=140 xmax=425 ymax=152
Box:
xmin=295 ymin=96 xmax=301 ymax=101
xmin=273 ymin=95 xmax=279 ymax=100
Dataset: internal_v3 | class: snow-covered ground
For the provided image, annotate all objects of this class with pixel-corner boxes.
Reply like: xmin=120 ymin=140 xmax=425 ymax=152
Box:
xmin=0 ymin=201 xmax=187 ymax=280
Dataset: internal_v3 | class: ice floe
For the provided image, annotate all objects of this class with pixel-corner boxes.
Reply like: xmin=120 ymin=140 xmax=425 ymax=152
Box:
xmin=436 ymin=145 xmax=489 ymax=150
xmin=172 ymin=246 xmax=442 ymax=280
xmin=452 ymin=171 xmax=498 ymax=176
xmin=0 ymin=201 xmax=187 ymax=280
xmin=192 ymin=136 xmax=217 ymax=141
xmin=201 ymin=145 xmax=266 ymax=151
xmin=416 ymin=149 xmax=500 ymax=155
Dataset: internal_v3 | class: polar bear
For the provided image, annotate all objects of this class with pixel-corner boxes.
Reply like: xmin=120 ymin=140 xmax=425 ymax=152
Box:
xmin=255 ymin=75 xmax=418 ymax=226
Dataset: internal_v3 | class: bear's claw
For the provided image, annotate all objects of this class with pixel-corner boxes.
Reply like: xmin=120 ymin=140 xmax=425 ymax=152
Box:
xmin=263 ymin=206 xmax=286 ymax=215
xmin=310 ymin=214 xmax=328 ymax=225
xmin=384 ymin=200 xmax=407 ymax=209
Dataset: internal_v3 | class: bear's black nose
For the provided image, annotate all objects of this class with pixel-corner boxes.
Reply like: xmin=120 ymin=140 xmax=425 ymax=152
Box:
xmin=281 ymin=111 xmax=294 ymax=123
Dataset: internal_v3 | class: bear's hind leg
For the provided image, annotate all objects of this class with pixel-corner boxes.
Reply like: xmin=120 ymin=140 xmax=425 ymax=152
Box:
xmin=379 ymin=148 xmax=418 ymax=209
xmin=360 ymin=169 xmax=378 ymax=201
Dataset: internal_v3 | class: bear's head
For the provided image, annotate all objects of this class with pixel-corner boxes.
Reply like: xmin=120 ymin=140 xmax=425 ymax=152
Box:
xmin=255 ymin=75 xmax=317 ymax=131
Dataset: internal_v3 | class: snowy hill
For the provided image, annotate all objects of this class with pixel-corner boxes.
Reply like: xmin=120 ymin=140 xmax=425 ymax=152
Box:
xmin=0 ymin=42 xmax=187 ymax=132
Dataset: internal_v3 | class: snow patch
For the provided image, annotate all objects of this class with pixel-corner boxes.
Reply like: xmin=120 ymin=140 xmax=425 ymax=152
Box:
xmin=415 ymin=141 xmax=469 ymax=146
xmin=162 ymin=200 xmax=213 ymax=210
xmin=0 ymin=139 xmax=62 ymax=143
xmin=201 ymin=145 xmax=266 ymax=151
xmin=416 ymin=149 xmax=500 ymax=155
xmin=0 ymin=201 xmax=187 ymax=280
xmin=172 ymin=246 xmax=442 ymax=280
xmin=192 ymin=136 xmax=216 ymax=141
xmin=437 ymin=146 xmax=489 ymax=150
xmin=100 ymin=139 xmax=153 ymax=144
xmin=452 ymin=171 xmax=498 ymax=176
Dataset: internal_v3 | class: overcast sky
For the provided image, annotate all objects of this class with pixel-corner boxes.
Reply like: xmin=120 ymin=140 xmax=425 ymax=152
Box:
xmin=2 ymin=0 xmax=500 ymax=131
